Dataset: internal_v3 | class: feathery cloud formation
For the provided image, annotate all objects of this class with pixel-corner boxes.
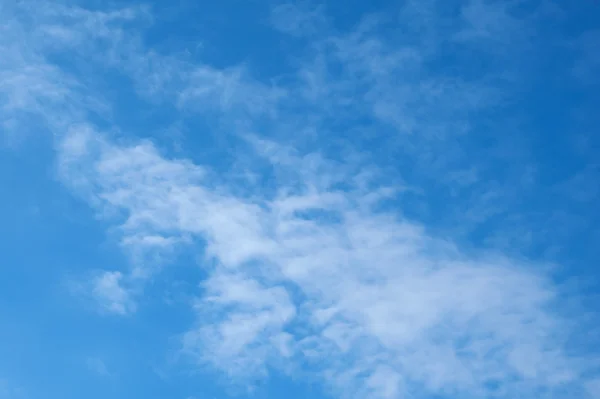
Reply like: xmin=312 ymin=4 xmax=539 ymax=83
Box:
xmin=1 ymin=1 xmax=599 ymax=399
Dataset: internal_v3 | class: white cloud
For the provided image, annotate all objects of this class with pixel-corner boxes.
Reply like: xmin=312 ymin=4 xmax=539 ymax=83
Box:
xmin=0 ymin=2 xmax=134 ymax=141
xmin=1 ymin=1 xmax=277 ymax=146
xmin=586 ymin=378 xmax=600 ymax=398
xmin=178 ymin=65 xmax=286 ymax=118
xmin=572 ymin=30 xmax=600 ymax=85
xmin=55 ymin=128 xmax=595 ymax=398
xmin=184 ymin=273 xmax=296 ymax=376
xmin=0 ymin=378 xmax=22 ymax=398
xmin=85 ymin=357 xmax=111 ymax=377
xmin=90 ymin=270 xmax=136 ymax=316
xmin=0 ymin=379 xmax=10 ymax=396
xmin=270 ymin=3 xmax=327 ymax=38
xmin=2 ymin=1 xmax=599 ymax=398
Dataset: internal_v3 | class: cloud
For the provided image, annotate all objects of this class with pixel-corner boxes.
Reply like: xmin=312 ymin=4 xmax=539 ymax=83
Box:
xmin=178 ymin=65 xmax=286 ymax=118
xmin=572 ymin=30 xmax=600 ymax=85
xmin=65 ymin=263 xmax=137 ymax=316
xmin=1 ymin=1 xmax=278 ymax=146
xmin=270 ymin=3 xmax=327 ymax=38
xmin=265 ymin=0 xmax=522 ymax=190
xmin=0 ymin=1 xmax=141 ymax=142
xmin=0 ymin=379 xmax=23 ymax=398
xmin=90 ymin=271 xmax=136 ymax=316
xmin=183 ymin=273 xmax=296 ymax=376
xmin=2 ymin=0 xmax=599 ymax=398
xmin=587 ymin=378 xmax=600 ymax=397
xmin=55 ymin=126 xmax=595 ymax=398
xmin=85 ymin=357 xmax=111 ymax=377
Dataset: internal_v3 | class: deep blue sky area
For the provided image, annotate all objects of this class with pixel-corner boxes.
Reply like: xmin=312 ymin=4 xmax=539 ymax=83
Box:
xmin=1 ymin=1 xmax=599 ymax=399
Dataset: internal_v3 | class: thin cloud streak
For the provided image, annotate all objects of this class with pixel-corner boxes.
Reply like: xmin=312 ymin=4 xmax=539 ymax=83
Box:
xmin=57 ymin=126 xmax=593 ymax=398
xmin=1 ymin=1 xmax=599 ymax=398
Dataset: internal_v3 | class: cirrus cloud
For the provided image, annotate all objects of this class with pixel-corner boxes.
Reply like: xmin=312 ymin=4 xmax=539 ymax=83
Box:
xmin=1 ymin=1 xmax=599 ymax=399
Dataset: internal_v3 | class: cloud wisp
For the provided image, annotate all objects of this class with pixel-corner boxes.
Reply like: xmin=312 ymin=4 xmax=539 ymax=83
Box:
xmin=2 ymin=0 xmax=599 ymax=398
xmin=57 ymin=126 xmax=593 ymax=398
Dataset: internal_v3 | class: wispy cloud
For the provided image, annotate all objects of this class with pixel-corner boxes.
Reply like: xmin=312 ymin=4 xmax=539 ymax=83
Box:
xmin=56 ymin=126 xmax=594 ymax=398
xmin=270 ymin=3 xmax=327 ymax=38
xmin=91 ymin=271 xmax=136 ymax=316
xmin=85 ymin=356 xmax=112 ymax=377
xmin=68 ymin=268 xmax=137 ymax=316
xmin=1 ymin=1 xmax=277 ymax=146
xmin=587 ymin=378 xmax=600 ymax=398
xmin=572 ymin=30 xmax=600 ymax=85
xmin=2 ymin=0 xmax=599 ymax=398
xmin=0 ymin=378 xmax=23 ymax=398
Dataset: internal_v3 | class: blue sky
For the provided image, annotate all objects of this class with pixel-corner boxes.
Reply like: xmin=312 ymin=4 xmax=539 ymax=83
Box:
xmin=1 ymin=0 xmax=599 ymax=398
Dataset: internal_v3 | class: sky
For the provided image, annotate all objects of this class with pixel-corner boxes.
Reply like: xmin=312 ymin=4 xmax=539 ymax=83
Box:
xmin=0 ymin=0 xmax=599 ymax=398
